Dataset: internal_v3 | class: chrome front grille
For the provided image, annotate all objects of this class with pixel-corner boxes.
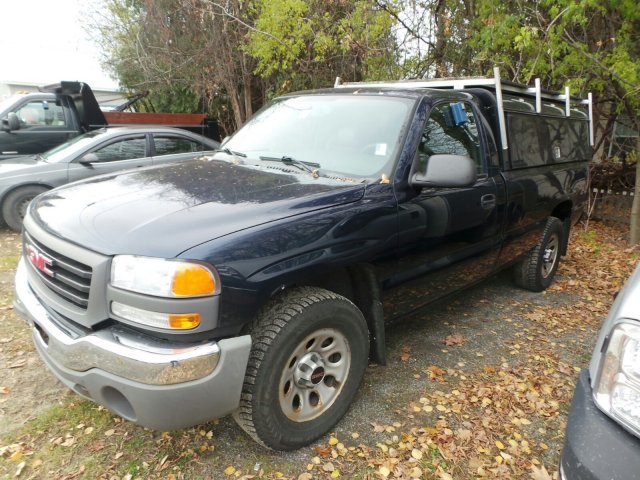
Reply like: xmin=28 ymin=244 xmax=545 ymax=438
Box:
xmin=24 ymin=232 xmax=93 ymax=309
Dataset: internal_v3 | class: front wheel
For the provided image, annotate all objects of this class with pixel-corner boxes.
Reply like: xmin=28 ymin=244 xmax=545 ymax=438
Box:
xmin=514 ymin=216 xmax=564 ymax=292
xmin=233 ymin=287 xmax=369 ymax=450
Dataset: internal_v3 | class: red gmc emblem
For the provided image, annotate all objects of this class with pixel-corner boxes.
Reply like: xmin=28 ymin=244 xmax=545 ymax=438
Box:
xmin=26 ymin=243 xmax=54 ymax=277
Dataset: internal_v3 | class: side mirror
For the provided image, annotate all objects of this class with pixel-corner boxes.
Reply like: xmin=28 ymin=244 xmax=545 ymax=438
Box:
xmin=411 ymin=154 xmax=476 ymax=188
xmin=1 ymin=112 xmax=20 ymax=132
xmin=79 ymin=152 xmax=99 ymax=165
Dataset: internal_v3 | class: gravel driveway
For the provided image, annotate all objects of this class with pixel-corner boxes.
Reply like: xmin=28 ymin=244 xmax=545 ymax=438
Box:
xmin=0 ymin=222 xmax=632 ymax=479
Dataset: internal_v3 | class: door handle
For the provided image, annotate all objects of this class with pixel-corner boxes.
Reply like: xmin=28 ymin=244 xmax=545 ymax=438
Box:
xmin=480 ymin=194 xmax=496 ymax=209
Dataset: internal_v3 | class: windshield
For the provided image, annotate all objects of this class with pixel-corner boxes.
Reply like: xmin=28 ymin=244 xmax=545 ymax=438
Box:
xmin=41 ymin=129 xmax=108 ymax=163
xmin=224 ymin=94 xmax=414 ymax=179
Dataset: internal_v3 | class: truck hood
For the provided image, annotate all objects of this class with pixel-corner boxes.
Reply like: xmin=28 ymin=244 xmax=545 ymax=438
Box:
xmin=30 ymin=160 xmax=365 ymax=257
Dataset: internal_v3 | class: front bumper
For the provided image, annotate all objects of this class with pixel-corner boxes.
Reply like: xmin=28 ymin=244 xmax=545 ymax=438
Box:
xmin=14 ymin=259 xmax=251 ymax=431
xmin=560 ymin=369 xmax=640 ymax=480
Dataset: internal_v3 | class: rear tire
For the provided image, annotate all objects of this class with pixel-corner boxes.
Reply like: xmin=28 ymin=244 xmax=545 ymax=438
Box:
xmin=514 ymin=216 xmax=564 ymax=292
xmin=233 ymin=287 xmax=369 ymax=450
xmin=2 ymin=186 xmax=48 ymax=232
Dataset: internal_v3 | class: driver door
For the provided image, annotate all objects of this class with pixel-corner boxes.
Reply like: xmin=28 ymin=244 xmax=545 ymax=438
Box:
xmin=384 ymin=100 xmax=505 ymax=318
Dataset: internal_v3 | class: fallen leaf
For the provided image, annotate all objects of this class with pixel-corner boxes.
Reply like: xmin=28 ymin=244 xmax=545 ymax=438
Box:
xmin=9 ymin=451 xmax=22 ymax=462
xmin=427 ymin=365 xmax=445 ymax=381
xmin=224 ymin=466 xmax=236 ymax=475
xmin=443 ymin=334 xmax=465 ymax=346
xmin=60 ymin=437 xmax=75 ymax=447
xmin=8 ymin=359 xmax=26 ymax=369
xmin=314 ymin=445 xmax=331 ymax=458
xmin=409 ymin=467 xmax=423 ymax=478
xmin=530 ymin=465 xmax=552 ymax=480
xmin=15 ymin=461 xmax=26 ymax=477
xmin=436 ymin=470 xmax=453 ymax=480
xmin=400 ymin=345 xmax=411 ymax=362
xmin=322 ymin=462 xmax=335 ymax=472
xmin=371 ymin=422 xmax=386 ymax=433
xmin=104 ymin=429 xmax=115 ymax=437
xmin=379 ymin=465 xmax=391 ymax=477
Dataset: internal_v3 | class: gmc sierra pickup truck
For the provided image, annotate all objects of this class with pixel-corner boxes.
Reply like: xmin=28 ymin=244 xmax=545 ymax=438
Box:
xmin=14 ymin=70 xmax=592 ymax=450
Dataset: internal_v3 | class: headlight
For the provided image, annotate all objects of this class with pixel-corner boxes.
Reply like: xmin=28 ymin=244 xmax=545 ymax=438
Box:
xmin=593 ymin=322 xmax=640 ymax=436
xmin=111 ymin=255 xmax=219 ymax=298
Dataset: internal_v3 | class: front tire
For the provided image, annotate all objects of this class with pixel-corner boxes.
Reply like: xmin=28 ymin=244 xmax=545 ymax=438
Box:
xmin=2 ymin=186 xmax=48 ymax=232
xmin=514 ymin=216 xmax=564 ymax=292
xmin=233 ymin=287 xmax=369 ymax=450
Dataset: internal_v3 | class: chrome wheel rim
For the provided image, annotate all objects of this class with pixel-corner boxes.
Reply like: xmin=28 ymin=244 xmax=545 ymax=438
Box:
xmin=541 ymin=233 xmax=559 ymax=278
xmin=279 ymin=327 xmax=351 ymax=422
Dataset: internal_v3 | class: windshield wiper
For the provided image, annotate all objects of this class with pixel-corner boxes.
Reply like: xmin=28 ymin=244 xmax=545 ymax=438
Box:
xmin=259 ymin=155 xmax=320 ymax=174
xmin=215 ymin=147 xmax=247 ymax=158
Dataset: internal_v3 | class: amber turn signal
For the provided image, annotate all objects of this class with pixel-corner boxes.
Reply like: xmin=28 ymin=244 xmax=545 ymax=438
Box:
xmin=172 ymin=264 xmax=216 ymax=296
xmin=169 ymin=313 xmax=201 ymax=329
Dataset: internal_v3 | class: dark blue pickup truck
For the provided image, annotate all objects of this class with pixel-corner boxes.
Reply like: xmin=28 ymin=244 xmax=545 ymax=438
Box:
xmin=14 ymin=70 xmax=592 ymax=450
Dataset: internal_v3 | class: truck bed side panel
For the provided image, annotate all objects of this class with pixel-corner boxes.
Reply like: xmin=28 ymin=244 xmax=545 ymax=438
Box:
xmin=497 ymin=160 xmax=588 ymax=268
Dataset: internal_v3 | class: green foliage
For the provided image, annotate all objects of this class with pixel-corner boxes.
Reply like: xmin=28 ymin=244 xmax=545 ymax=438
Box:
xmin=247 ymin=0 xmax=398 ymax=96
xmin=91 ymin=0 xmax=638 ymax=143
xmin=148 ymin=85 xmax=201 ymax=114
xmin=248 ymin=0 xmax=312 ymax=77
xmin=471 ymin=0 xmax=640 ymax=125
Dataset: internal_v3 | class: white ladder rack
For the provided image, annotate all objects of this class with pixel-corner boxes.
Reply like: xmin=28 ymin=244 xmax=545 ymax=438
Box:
xmin=334 ymin=67 xmax=594 ymax=150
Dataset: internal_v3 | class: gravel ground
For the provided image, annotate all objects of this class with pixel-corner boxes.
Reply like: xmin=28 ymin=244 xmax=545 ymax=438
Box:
xmin=0 ymin=222 xmax=629 ymax=479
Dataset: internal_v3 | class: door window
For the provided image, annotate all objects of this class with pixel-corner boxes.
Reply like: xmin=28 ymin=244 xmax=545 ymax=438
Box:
xmin=419 ymin=102 xmax=482 ymax=173
xmin=154 ymin=136 xmax=204 ymax=155
xmin=15 ymin=100 xmax=66 ymax=127
xmin=91 ymin=137 xmax=146 ymax=162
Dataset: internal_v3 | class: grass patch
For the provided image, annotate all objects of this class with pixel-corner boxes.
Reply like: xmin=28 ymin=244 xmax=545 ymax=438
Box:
xmin=0 ymin=255 xmax=19 ymax=271
xmin=0 ymin=399 xmax=119 ymax=478
xmin=20 ymin=399 xmax=114 ymax=436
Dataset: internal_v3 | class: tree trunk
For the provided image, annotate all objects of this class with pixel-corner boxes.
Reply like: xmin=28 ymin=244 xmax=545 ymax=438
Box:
xmin=630 ymin=135 xmax=640 ymax=244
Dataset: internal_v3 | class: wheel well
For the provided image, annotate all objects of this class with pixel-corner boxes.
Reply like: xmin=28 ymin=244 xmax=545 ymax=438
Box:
xmin=281 ymin=265 xmax=387 ymax=365
xmin=1 ymin=183 xmax=51 ymax=206
xmin=0 ymin=183 xmax=51 ymax=222
xmin=551 ymin=200 xmax=572 ymax=255
xmin=551 ymin=201 xmax=572 ymax=221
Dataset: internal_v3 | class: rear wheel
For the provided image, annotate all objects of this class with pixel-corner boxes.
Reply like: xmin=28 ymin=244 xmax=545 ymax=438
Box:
xmin=2 ymin=186 xmax=48 ymax=232
xmin=514 ymin=216 xmax=564 ymax=292
xmin=233 ymin=287 xmax=369 ymax=450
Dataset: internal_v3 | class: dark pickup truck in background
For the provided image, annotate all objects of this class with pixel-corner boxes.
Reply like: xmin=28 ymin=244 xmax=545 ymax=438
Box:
xmin=0 ymin=81 xmax=219 ymax=160
xmin=14 ymin=69 xmax=592 ymax=450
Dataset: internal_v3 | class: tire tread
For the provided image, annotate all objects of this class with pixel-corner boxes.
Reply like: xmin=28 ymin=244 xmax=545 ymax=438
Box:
xmin=233 ymin=286 xmax=365 ymax=449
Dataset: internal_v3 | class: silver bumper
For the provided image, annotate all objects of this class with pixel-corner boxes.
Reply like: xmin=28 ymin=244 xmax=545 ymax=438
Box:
xmin=14 ymin=259 xmax=252 ymax=430
xmin=15 ymin=259 xmax=220 ymax=385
